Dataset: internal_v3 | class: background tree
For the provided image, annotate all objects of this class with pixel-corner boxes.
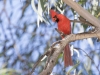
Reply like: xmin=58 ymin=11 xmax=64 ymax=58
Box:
xmin=0 ymin=0 xmax=100 ymax=75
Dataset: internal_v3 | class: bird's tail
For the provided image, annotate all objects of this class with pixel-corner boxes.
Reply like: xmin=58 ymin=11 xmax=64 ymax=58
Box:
xmin=64 ymin=44 xmax=73 ymax=67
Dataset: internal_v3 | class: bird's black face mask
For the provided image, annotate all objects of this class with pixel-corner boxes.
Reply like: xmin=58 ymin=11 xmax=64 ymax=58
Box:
xmin=53 ymin=16 xmax=59 ymax=22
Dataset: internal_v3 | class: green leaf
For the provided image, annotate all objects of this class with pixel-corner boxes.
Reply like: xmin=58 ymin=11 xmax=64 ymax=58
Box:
xmin=40 ymin=0 xmax=47 ymax=11
xmin=0 ymin=68 xmax=21 ymax=75
xmin=67 ymin=61 xmax=80 ymax=74
xmin=78 ymin=70 xmax=83 ymax=75
xmin=79 ymin=16 xmax=88 ymax=30
xmin=58 ymin=53 xmax=63 ymax=59
xmin=97 ymin=12 xmax=100 ymax=18
xmin=78 ymin=0 xmax=86 ymax=6
xmin=55 ymin=53 xmax=63 ymax=65
xmin=82 ymin=24 xmax=88 ymax=30
xmin=44 ymin=13 xmax=53 ymax=26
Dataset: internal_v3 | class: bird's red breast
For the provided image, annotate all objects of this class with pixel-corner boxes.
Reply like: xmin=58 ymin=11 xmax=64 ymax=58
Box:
xmin=57 ymin=14 xmax=71 ymax=35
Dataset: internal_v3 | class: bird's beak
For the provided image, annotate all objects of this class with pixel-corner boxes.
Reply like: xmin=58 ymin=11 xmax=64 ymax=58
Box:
xmin=53 ymin=17 xmax=57 ymax=22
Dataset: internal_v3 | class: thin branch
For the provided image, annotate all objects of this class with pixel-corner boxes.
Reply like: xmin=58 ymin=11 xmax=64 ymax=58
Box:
xmin=31 ymin=51 xmax=49 ymax=74
xmin=78 ymin=48 xmax=100 ymax=75
xmin=31 ymin=40 xmax=61 ymax=74
xmin=62 ymin=0 xmax=100 ymax=28
xmin=70 ymin=19 xmax=93 ymax=26
xmin=55 ymin=28 xmax=66 ymax=37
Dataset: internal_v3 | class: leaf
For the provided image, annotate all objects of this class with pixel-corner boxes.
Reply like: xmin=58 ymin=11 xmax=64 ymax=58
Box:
xmin=97 ymin=12 xmax=100 ymax=18
xmin=67 ymin=61 xmax=80 ymax=74
xmin=82 ymin=24 xmax=88 ymax=30
xmin=74 ymin=48 xmax=80 ymax=57
xmin=0 ymin=68 xmax=21 ymax=75
xmin=40 ymin=0 xmax=47 ymax=11
xmin=70 ymin=45 xmax=74 ymax=56
xmin=87 ymin=38 xmax=94 ymax=49
xmin=78 ymin=0 xmax=86 ymax=6
xmin=44 ymin=13 xmax=53 ymax=26
xmin=55 ymin=53 xmax=63 ymax=65
xmin=58 ymin=53 xmax=63 ymax=59
xmin=78 ymin=70 xmax=83 ymax=75
xmin=55 ymin=0 xmax=64 ymax=14
xmin=71 ymin=45 xmax=80 ymax=57
xmin=37 ymin=0 xmax=43 ymax=27
xmin=31 ymin=0 xmax=49 ymax=27
xmin=79 ymin=16 xmax=88 ymax=30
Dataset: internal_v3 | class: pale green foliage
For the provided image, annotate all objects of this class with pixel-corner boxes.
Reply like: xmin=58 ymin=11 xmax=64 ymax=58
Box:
xmin=31 ymin=0 xmax=49 ymax=27
xmin=0 ymin=68 xmax=21 ymax=75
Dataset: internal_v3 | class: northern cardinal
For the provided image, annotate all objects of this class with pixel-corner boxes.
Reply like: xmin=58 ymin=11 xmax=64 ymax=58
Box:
xmin=50 ymin=9 xmax=73 ymax=67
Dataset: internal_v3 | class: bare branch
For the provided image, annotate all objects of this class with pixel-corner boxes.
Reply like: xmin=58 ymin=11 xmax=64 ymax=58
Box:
xmin=31 ymin=40 xmax=60 ymax=74
xmin=62 ymin=0 xmax=100 ymax=28
xmin=78 ymin=48 xmax=100 ymax=75
xmin=70 ymin=19 xmax=93 ymax=26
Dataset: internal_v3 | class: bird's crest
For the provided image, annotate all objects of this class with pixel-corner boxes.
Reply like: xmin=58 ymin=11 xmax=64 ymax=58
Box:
xmin=50 ymin=9 xmax=58 ymax=21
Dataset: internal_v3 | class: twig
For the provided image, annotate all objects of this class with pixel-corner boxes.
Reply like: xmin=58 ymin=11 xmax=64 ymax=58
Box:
xmin=31 ymin=50 xmax=51 ymax=74
xmin=44 ymin=51 xmax=52 ymax=69
xmin=31 ymin=40 xmax=61 ymax=74
xmin=62 ymin=0 xmax=100 ymax=27
xmin=76 ymin=48 xmax=100 ymax=75
xmin=51 ymin=40 xmax=61 ymax=48
xmin=70 ymin=19 xmax=93 ymax=26
xmin=55 ymin=28 xmax=66 ymax=37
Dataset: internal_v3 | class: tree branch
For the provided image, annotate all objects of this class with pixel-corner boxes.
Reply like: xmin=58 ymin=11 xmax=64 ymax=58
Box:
xmin=39 ymin=32 xmax=100 ymax=75
xmin=70 ymin=19 xmax=93 ymax=26
xmin=62 ymin=0 xmax=100 ymax=28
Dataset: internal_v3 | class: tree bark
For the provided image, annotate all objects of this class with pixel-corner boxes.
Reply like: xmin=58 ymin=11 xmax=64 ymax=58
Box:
xmin=62 ymin=0 xmax=100 ymax=28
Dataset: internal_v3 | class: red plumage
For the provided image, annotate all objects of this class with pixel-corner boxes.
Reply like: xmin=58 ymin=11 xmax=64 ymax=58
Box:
xmin=50 ymin=9 xmax=73 ymax=67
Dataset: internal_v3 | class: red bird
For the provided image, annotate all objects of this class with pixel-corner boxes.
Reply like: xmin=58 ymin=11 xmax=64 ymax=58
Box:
xmin=50 ymin=9 xmax=73 ymax=67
